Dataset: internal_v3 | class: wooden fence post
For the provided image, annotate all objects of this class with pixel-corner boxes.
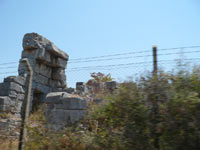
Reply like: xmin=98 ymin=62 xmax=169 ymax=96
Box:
xmin=18 ymin=58 xmax=33 ymax=150
xmin=152 ymin=46 xmax=160 ymax=149
xmin=153 ymin=46 xmax=158 ymax=78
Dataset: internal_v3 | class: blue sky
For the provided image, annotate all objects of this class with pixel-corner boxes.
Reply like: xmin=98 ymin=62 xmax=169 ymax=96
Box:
xmin=0 ymin=0 xmax=200 ymax=87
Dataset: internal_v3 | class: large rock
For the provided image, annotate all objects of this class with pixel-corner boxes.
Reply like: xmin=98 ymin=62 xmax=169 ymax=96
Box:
xmin=0 ymin=82 xmax=24 ymax=94
xmin=46 ymin=109 xmax=86 ymax=130
xmin=23 ymin=33 xmax=45 ymax=50
xmin=35 ymin=63 xmax=52 ymax=78
xmin=23 ymin=33 xmax=69 ymax=60
xmin=52 ymin=68 xmax=66 ymax=81
xmin=44 ymin=92 xmax=88 ymax=130
xmin=0 ymin=90 xmax=18 ymax=99
xmin=76 ymin=82 xmax=87 ymax=94
xmin=33 ymin=73 xmax=49 ymax=85
xmin=0 ymin=96 xmax=12 ymax=106
xmin=0 ymin=32 xmax=70 ymax=137
xmin=20 ymin=32 xmax=69 ymax=91
xmin=48 ymin=80 xmax=64 ymax=88
xmin=0 ymin=96 xmax=13 ymax=112
xmin=45 ymin=92 xmax=87 ymax=109
xmin=53 ymin=57 xmax=67 ymax=68
xmin=32 ymin=82 xmax=51 ymax=95
xmin=46 ymin=42 xmax=69 ymax=61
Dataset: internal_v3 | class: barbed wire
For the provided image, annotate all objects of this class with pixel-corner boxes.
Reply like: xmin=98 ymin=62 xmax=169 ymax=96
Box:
xmin=0 ymin=46 xmax=199 ymax=72
xmin=0 ymin=71 xmax=18 ymax=75
xmin=67 ymin=64 xmax=152 ymax=72
xmin=0 ymin=62 xmax=18 ymax=66
xmin=0 ymin=45 xmax=199 ymax=66
xmin=68 ymin=50 xmax=200 ymax=64
xmin=68 ymin=55 xmax=151 ymax=64
xmin=0 ymin=58 xmax=199 ymax=74
xmin=69 ymin=45 xmax=200 ymax=61
xmin=66 ymin=58 xmax=200 ymax=71
xmin=67 ymin=61 xmax=152 ymax=71
xmin=158 ymin=46 xmax=200 ymax=51
xmin=0 ymin=66 xmax=18 ymax=70
xmin=0 ymin=58 xmax=198 ymax=75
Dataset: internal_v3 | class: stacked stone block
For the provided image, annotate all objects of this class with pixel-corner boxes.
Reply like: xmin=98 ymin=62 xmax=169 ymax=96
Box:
xmin=76 ymin=80 xmax=118 ymax=96
xmin=19 ymin=33 xmax=69 ymax=94
xmin=45 ymin=92 xmax=87 ymax=130
xmin=0 ymin=76 xmax=26 ymax=137
xmin=0 ymin=33 xmax=71 ymax=136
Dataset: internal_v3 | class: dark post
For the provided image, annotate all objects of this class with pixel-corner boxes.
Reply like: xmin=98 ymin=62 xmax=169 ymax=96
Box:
xmin=153 ymin=46 xmax=158 ymax=78
xmin=18 ymin=58 xmax=33 ymax=150
xmin=152 ymin=46 xmax=159 ymax=149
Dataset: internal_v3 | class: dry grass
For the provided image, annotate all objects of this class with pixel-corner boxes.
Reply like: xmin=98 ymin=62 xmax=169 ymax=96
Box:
xmin=0 ymin=140 xmax=18 ymax=150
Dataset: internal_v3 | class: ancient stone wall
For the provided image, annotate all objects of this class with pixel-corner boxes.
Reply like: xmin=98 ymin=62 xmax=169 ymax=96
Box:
xmin=0 ymin=33 xmax=120 ymax=139
xmin=0 ymin=76 xmax=26 ymax=137
xmin=76 ymin=81 xmax=118 ymax=96
xmin=0 ymin=33 xmax=72 ymax=137
xmin=19 ymin=33 xmax=69 ymax=111
xmin=44 ymin=92 xmax=87 ymax=130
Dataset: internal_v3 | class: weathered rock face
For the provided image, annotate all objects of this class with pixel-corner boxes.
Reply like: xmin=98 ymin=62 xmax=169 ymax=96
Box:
xmin=18 ymin=33 xmax=69 ymax=111
xmin=0 ymin=33 xmax=70 ymax=137
xmin=19 ymin=33 xmax=68 ymax=92
xmin=44 ymin=92 xmax=87 ymax=130
xmin=0 ymin=76 xmax=26 ymax=137
xmin=23 ymin=33 xmax=68 ymax=60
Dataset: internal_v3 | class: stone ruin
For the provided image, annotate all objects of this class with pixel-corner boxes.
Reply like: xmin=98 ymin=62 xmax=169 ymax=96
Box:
xmin=76 ymin=81 xmax=118 ymax=96
xmin=0 ymin=32 xmax=118 ymax=138
xmin=19 ymin=33 xmax=69 ymax=111
xmin=0 ymin=33 xmax=87 ymax=136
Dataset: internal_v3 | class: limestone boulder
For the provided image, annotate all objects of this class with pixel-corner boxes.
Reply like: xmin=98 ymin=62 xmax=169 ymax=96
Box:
xmin=46 ymin=42 xmax=69 ymax=61
xmin=44 ymin=92 xmax=88 ymax=130
xmin=76 ymin=82 xmax=87 ymax=94
xmin=46 ymin=109 xmax=86 ymax=130
xmin=23 ymin=33 xmax=48 ymax=50
xmin=45 ymin=92 xmax=87 ymax=109
xmin=32 ymin=82 xmax=51 ymax=95
xmin=0 ymin=82 xmax=24 ymax=94
xmin=33 ymin=73 xmax=49 ymax=85
xmin=52 ymin=68 xmax=66 ymax=81
xmin=23 ymin=33 xmax=69 ymax=60
xmin=0 ymin=32 xmax=70 ymax=136
xmin=0 ymin=96 xmax=13 ymax=112
xmin=35 ymin=63 xmax=52 ymax=78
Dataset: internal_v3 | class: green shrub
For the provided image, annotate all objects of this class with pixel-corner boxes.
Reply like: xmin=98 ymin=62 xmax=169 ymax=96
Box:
xmin=25 ymin=65 xmax=200 ymax=150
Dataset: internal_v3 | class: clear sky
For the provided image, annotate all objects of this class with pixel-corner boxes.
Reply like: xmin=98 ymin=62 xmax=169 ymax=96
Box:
xmin=0 ymin=0 xmax=200 ymax=87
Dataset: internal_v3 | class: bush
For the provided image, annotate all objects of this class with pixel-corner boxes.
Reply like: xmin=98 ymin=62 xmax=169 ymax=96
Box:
xmin=25 ymin=66 xmax=200 ymax=150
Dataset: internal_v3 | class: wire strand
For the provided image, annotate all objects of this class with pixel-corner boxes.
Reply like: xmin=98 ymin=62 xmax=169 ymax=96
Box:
xmin=0 ymin=62 xmax=18 ymax=66
xmin=69 ymin=45 xmax=200 ymax=61
xmin=67 ymin=58 xmax=200 ymax=71
xmin=0 ymin=71 xmax=18 ymax=75
xmin=0 ymin=45 xmax=200 ymax=65
xmin=68 ymin=50 xmax=200 ymax=64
